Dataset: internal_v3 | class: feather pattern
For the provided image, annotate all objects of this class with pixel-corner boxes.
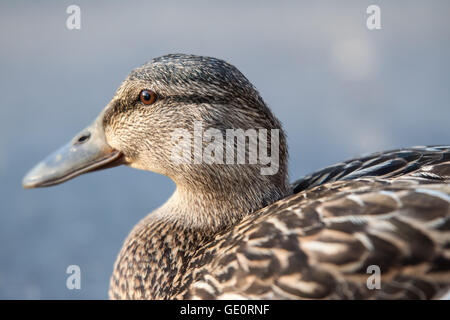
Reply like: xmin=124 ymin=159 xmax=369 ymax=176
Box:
xmin=110 ymin=146 xmax=450 ymax=299
xmin=180 ymin=147 xmax=450 ymax=299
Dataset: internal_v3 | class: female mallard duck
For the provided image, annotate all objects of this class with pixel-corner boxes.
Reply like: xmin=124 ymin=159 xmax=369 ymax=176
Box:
xmin=23 ymin=54 xmax=449 ymax=300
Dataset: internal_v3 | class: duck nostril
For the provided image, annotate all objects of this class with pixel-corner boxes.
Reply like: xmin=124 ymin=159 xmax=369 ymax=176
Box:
xmin=75 ymin=132 xmax=91 ymax=145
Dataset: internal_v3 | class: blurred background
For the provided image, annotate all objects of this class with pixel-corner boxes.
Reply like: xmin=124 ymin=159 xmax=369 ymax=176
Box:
xmin=0 ymin=0 xmax=449 ymax=299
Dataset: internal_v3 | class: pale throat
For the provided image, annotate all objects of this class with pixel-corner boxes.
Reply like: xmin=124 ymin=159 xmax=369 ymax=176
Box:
xmin=151 ymin=171 xmax=288 ymax=233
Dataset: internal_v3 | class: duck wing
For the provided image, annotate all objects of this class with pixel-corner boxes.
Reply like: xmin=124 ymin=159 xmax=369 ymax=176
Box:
xmin=183 ymin=146 xmax=450 ymax=299
xmin=293 ymin=145 xmax=450 ymax=193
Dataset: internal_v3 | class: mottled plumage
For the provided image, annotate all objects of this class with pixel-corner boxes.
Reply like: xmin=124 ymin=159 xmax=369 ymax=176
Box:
xmin=110 ymin=146 xmax=450 ymax=299
xmin=23 ymin=54 xmax=450 ymax=300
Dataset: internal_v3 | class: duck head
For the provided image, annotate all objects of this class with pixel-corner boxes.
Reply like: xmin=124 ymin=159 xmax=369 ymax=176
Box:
xmin=23 ymin=54 xmax=289 ymax=218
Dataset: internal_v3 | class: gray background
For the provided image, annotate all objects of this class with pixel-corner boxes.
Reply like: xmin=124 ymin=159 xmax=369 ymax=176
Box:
xmin=0 ymin=0 xmax=449 ymax=299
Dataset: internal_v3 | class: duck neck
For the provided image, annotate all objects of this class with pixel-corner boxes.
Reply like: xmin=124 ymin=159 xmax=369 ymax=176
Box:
xmin=110 ymin=166 xmax=290 ymax=299
xmin=156 ymin=171 xmax=290 ymax=233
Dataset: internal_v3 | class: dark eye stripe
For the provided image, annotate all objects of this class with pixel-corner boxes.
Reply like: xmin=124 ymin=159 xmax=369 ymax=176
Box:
xmin=163 ymin=95 xmax=230 ymax=104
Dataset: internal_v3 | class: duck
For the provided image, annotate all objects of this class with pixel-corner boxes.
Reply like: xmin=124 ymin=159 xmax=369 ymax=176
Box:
xmin=23 ymin=54 xmax=450 ymax=300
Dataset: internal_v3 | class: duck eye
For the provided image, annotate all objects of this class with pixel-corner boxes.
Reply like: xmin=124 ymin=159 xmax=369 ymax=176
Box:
xmin=139 ymin=90 xmax=157 ymax=105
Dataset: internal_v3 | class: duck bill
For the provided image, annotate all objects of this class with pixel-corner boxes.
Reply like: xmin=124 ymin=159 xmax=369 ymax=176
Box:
xmin=22 ymin=112 xmax=123 ymax=189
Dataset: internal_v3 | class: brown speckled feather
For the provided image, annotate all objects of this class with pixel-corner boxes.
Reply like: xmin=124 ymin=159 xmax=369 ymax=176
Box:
xmin=110 ymin=146 xmax=450 ymax=300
